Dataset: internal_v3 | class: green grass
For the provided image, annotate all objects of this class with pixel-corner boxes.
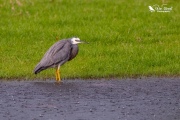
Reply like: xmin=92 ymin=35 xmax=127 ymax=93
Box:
xmin=0 ymin=0 xmax=180 ymax=80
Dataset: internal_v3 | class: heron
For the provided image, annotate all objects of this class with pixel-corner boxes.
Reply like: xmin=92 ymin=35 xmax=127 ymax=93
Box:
xmin=34 ymin=37 xmax=88 ymax=82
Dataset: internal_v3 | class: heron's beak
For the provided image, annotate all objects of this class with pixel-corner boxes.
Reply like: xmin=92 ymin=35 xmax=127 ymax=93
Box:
xmin=80 ymin=40 xmax=89 ymax=44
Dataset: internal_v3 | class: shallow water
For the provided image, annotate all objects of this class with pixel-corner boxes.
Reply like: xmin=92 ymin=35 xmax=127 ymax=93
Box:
xmin=0 ymin=78 xmax=180 ymax=120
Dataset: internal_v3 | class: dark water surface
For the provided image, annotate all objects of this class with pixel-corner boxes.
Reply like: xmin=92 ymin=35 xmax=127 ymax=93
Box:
xmin=0 ymin=78 xmax=180 ymax=120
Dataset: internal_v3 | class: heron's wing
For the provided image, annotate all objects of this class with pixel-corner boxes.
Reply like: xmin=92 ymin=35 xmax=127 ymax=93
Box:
xmin=34 ymin=40 xmax=71 ymax=73
xmin=50 ymin=41 xmax=72 ymax=65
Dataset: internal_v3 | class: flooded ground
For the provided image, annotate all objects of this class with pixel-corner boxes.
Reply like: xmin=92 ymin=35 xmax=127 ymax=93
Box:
xmin=0 ymin=77 xmax=180 ymax=120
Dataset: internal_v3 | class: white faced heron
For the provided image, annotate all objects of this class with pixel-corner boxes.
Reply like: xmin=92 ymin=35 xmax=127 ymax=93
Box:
xmin=34 ymin=37 xmax=88 ymax=82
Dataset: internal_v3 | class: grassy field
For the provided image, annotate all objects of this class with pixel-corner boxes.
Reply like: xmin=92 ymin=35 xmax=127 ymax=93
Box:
xmin=0 ymin=0 xmax=179 ymax=80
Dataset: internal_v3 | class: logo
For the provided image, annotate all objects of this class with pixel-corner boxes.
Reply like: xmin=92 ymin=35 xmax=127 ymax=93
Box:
xmin=149 ymin=4 xmax=173 ymax=12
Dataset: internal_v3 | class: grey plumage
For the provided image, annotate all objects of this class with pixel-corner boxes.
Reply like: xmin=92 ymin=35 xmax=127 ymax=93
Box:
xmin=34 ymin=37 xmax=83 ymax=74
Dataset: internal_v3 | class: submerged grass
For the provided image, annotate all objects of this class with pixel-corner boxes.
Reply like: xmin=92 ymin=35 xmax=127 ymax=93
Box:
xmin=0 ymin=0 xmax=179 ymax=80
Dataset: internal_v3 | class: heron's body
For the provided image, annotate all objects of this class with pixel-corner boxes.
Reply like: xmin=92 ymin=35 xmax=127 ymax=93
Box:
xmin=34 ymin=37 xmax=86 ymax=82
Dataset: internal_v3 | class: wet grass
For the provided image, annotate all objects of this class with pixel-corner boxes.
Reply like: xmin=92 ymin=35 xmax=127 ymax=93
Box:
xmin=0 ymin=0 xmax=180 ymax=80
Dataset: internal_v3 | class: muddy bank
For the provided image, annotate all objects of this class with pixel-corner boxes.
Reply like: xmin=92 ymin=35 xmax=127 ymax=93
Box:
xmin=0 ymin=78 xmax=180 ymax=120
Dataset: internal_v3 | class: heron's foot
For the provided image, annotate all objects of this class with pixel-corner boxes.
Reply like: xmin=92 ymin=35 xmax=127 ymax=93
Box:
xmin=56 ymin=78 xmax=61 ymax=83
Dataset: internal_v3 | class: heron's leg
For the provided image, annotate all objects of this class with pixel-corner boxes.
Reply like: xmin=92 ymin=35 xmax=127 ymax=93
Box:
xmin=56 ymin=66 xmax=61 ymax=83
xmin=55 ymin=68 xmax=58 ymax=81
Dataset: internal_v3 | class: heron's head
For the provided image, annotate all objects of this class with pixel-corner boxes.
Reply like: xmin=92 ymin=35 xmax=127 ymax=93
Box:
xmin=71 ymin=37 xmax=88 ymax=44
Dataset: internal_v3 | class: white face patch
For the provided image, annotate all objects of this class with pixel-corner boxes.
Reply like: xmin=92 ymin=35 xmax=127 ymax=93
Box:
xmin=71 ymin=37 xmax=81 ymax=44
